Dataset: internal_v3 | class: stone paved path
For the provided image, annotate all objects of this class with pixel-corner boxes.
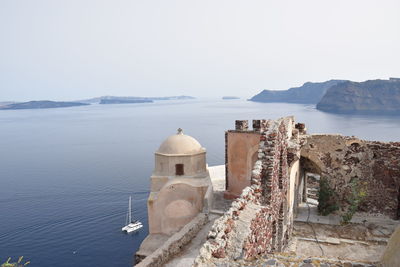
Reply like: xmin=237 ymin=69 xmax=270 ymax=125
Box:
xmin=164 ymin=214 xmax=220 ymax=267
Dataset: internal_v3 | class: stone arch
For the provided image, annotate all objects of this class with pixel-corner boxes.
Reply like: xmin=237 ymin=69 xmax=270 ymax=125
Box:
xmin=297 ymin=156 xmax=323 ymax=209
xmin=300 ymin=146 xmax=325 ymax=176
xmin=345 ymin=139 xmax=363 ymax=147
xmin=300 ymin=156 xmax=322 ymax=175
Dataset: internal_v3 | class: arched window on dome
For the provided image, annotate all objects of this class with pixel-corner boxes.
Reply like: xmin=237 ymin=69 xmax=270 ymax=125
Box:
xmin=175 ymin=164 xmax=184 ymax=176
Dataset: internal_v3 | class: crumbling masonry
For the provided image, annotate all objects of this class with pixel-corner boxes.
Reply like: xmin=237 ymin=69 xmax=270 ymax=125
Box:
xmin=301 ymin=134 xmax=400 ymax=219
xmin=194 ymin=117 xmax=400 ymax=266
xmin=196 ymin=117 xmax=299 ymax=264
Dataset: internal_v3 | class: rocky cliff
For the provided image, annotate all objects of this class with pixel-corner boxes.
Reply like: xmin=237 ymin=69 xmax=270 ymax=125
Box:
xmin=249 ymin=80 xmax=346 ymax=104
xmin=316 ymin=78 xmax=400 ymax=114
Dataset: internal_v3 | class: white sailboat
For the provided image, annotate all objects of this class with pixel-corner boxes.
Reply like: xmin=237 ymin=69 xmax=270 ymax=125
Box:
xmin=121 ymin=196 xmax=143 ymax=233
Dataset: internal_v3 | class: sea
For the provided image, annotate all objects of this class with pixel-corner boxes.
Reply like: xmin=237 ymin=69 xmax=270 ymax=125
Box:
xmin=0 ymin=99 xmax=399 ymax=267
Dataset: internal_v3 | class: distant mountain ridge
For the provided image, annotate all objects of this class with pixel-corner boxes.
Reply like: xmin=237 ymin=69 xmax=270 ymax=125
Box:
xmin=317 ymin=78 xmax=400 ymax=114
xmin=249 ymin=80 xmax=347 ymax=104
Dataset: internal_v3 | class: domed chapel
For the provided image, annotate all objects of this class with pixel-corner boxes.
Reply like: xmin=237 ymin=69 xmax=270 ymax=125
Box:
xmin=147 ymin=128 xmax=213 ymax=235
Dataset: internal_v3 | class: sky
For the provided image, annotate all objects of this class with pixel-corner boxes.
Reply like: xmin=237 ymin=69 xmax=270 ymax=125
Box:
xmin=1 ymin=0 xmax=400 ymax=101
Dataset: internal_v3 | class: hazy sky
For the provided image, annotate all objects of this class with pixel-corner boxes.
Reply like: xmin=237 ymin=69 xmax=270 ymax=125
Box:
xmin=1 ymin=0 xmax=400 ymax=101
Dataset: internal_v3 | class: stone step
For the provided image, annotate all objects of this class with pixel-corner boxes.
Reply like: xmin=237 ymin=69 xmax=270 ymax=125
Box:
xmin=307 ymin=188 xmax=319 ymax=192
xmin=209 ymin=209 xmax=224 ymax=215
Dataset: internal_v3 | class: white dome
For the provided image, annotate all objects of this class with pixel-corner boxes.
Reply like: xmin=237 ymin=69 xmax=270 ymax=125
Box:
xmin=157 ymin=129 xmax=205 ymax=155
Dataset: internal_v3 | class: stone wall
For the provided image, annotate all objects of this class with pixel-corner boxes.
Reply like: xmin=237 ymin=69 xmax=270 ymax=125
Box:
xmin=366 ymin=141 xmax=400 ymax=218
xmin=195 ymin=118 xmax=296 ymax=265
xmin=135 ymin=213 xmax=208 ymax=267
xmin=301 ymin=135 xmax=400 ymax=219
xmin=195 ymin=117 xmax=400 ymax=266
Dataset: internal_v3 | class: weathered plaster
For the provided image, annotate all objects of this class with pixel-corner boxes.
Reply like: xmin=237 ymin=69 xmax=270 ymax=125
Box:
xmin=225 ymin=131 xmax=260 ymax=198
xmin=147 ymin=131 xmax=213 ymax=236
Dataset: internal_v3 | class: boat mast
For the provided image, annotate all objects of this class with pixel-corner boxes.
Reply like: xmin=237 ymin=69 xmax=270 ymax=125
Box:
xmin=128 ymin=196 xmax=132 ymax=223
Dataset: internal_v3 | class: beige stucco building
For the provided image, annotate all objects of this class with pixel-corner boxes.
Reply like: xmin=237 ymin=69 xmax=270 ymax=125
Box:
xmin=147 ymin=128 xmax=213 ymax=235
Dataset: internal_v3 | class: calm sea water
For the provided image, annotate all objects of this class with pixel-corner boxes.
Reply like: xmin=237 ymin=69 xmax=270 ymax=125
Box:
xmin=0 ymin=99 xmax=399 ymax=267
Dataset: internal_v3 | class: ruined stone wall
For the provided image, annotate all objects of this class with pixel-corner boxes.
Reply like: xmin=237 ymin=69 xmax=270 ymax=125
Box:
xmin=195 ymin=118 xmax=296 ymax=265
xmin=249 ymin=119 xmax=291 ymax=256
xmin=365 ymin=141 xmax=400 ymax=217
xmin=301 ymin=135 xmax=400 ymax=218
xmin=194 ymin=117 xmax=400 ymax=266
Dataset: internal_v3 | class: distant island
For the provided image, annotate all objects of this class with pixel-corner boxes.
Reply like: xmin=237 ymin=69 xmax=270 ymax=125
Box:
xmin=222 ymin=96 xmax=240 ymax=100
xmin=78 ymin=95 xmax=195 ymax=104
xmin=100 ymin=99 xmax=153 ymax=104
xmin=0 ymin=101 xmax=89 ymax=110
xmin=0 ymin=101 xmax=16 ymax=106
xmin=317 ymin=78 xmax=400 ymax=115
xmin=0 ymin=95 xmax=196 ymax=110
xmin=249 ymin=78 xmax=400 ymax=115
xmin=249 ymin=80 xmax=346 ymax=104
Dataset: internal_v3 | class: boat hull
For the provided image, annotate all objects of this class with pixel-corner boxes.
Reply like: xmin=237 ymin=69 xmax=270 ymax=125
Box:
xmin=122 ymin=222 xmax=143 ymax=233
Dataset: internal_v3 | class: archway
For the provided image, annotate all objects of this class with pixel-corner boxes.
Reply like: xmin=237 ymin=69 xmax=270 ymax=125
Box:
xmin=297 ymin=156 xmax=322 ymax=213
